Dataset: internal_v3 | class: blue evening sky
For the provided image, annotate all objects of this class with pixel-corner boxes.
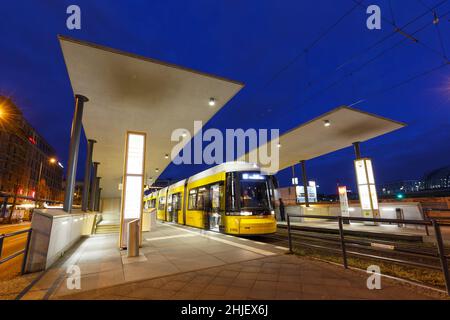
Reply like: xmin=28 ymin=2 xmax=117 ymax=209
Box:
xmin=0 ymin=0 xmax=449 ymax=193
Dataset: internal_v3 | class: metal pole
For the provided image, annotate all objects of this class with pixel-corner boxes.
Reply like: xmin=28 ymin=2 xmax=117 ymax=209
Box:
xmin=432 ymin=219 xmax=450 ymax=295
xmin=300 ymin=160 xmax=309 ymax=207
xmin=63 ymin=94 xmax=88 ymax=212
xmin=81 ymin=139 xmax=96 ymax=212
xmin=94 ymin=178 xmax=101 ymax=212
xmin=353 ymin=141 xmax=361 ymax=159
xmin=35 ymin=161 xmax=43 ymax=209
xmin=287 ymin=213 xmax=293 ymax=253
xmin=21 ymin=229 xmax=32 ymax=275
xmin=89 ymin=162 xmax=99 ymax=211
xmin=0 ymin=236 xmax=4 ymax=258
xmin=338 ymin=217 xmax=348 ymax=269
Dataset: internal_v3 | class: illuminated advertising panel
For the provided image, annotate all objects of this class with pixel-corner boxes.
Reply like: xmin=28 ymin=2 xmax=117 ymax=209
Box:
xmin=354 ymin=158 xmax=379 ymax=222
xmin=119 ymin=131 xmax=146 ymax=248
xmin=338 ymin=186 xmax=349 ymax=218
xmin=295 ymin=181 xmax=317 ymax=203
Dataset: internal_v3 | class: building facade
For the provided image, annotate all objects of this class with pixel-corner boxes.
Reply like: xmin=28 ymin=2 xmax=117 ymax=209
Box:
xmin=0 ymin=96 xmax=64 ymax=201
xmin=380 ymin=166 xmax=450 ymax=196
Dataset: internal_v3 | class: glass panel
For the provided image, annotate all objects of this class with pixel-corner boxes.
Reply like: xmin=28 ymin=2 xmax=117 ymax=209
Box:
xmin=123 ymin=175 xmax=142 ymax=219
xmin=355 ymin=159 xmax=367 ymax=185
xmin=358 ymin=185 xmax=371 ymax=210
xmin=126 ymin=133 xmax=144 ymax=175
xmin=240 ymin=178 xmax=270 ymax=209
xmin=188 ymin=189 xmax=197 ymax=209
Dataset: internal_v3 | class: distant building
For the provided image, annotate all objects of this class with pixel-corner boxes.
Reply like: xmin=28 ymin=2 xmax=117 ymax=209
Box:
xmin=380 ymin=165 xmax=450 ymax=196
xmin=0 ymin=96 xmax=64 ymax=201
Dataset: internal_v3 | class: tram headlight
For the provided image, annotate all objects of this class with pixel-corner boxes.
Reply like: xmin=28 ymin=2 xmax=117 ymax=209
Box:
xmin=270 ymin=210 xmax=275 ymax=215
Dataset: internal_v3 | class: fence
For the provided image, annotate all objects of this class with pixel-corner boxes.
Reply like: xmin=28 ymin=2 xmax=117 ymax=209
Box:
xmin=286 ymin=212 xmax=450 ymax=295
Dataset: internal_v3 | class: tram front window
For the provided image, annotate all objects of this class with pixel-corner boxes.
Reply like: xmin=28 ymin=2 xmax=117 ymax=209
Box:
xmin=239 ymin=173 xmax=271 ymax=212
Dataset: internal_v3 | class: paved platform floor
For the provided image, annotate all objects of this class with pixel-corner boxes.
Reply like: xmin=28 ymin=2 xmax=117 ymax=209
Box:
xmin=17 ymin=222 xmax=444 ymax=300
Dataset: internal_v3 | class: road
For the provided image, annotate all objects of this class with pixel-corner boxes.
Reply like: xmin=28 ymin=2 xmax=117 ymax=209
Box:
xmin=0 ymin=223 xmax=31 ymax=280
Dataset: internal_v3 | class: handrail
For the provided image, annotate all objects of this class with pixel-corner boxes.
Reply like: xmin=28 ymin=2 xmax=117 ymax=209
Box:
xmin=286 ymin=213 xmax=450 ymax=296
xmin=0 ymin=228 xmax=32 ymax=274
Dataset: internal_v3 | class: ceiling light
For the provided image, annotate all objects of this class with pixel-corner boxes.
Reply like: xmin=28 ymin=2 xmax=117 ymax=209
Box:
xmin=209 ymin=97 xmax=216 ymax=106
xmin=323 ymin=120 xmax=331 ymax=127
xmin=277 ymin=143 xmax=281 ymax=148
xmin=155 ymin=168 xmax=159 ymax=173
xmin=182 ymin=132 xmax=187 ymax=137
xmin=165 ymin=154 xmax=169 ymax=159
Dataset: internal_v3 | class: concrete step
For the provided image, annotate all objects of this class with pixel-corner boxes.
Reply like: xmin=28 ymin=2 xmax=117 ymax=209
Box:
xmin=96 ymin=224 xmax=120 ymax=234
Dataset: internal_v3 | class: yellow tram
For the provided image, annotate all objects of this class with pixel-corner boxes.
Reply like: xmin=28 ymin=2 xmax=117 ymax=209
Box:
xmin=145 ymin=162 xmax=277 ymax=235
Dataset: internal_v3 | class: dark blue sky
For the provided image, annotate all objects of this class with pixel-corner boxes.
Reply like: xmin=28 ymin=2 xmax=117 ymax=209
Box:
xmin=1 ymin=1 xmax=449 ymax=194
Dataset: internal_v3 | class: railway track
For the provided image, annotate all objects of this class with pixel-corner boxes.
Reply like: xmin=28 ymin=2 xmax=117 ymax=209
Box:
xmin=251 ymin=228 xmax=449 ymax=270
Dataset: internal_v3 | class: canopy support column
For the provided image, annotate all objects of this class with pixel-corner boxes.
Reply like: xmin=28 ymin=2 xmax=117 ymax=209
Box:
xmin=63 ymin=94 xmax=88 ymax=213
xmin=82 ymin=139 xmax=96 ymax=212
xmin=300 ymin=160 xmax=309 ymax=207
xmin=89 ymin=162 xmax=99 ymax=211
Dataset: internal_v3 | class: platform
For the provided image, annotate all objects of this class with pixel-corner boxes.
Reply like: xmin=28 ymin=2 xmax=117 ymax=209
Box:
xmin=16 ymin=222 xmax=443 ymax=300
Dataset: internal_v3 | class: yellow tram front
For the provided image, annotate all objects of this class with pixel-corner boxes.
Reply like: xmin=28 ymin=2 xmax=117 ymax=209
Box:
xmin=221 ymin=171 xmax=277 ymax=235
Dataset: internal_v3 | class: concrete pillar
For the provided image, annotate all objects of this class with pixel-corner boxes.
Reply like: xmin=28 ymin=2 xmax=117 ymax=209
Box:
xmin=81 ymin=139 xmax=96 ymax=212
xmin=63 ymin=94 xmax=88 ymax=213
xmin=89 ymin=162 xmax=99 ymax=211
xmin=353 ymin=141 xmax=361 ymax=159
xmin=95 ymin=185 xmax=102 ymax=212
xmin=300 ymin=160 xmax=309 ymax=207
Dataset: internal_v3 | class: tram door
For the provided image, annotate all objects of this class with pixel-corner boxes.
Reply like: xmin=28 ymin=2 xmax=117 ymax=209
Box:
xmin=171 ymin=193 xmax=181 ymax=223
xmin=166 ymin=194 xmax=173 ymax=222
xmin=209 ymin=184 xmax=222 ymax=232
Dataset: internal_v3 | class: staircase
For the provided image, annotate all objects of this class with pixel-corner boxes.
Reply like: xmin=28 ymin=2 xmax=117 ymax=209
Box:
xmin=95 ymin=210 xmax=120 ymax=234
xmin=95 ymin=222 xmax=120 ymax=234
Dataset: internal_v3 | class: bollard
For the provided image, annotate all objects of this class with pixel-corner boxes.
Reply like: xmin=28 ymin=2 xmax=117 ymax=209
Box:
xmin=127 ymin=219 xmax=140 ymax=257
xmin=286 ymin=214 xmax=293 ymax=253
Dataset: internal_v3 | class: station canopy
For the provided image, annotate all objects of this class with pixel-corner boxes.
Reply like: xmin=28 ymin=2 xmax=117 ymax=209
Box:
xmin=238 ymin=106 xmax=405 ymax=173
xmin=59 ymin=36 xmax=244 ymax=198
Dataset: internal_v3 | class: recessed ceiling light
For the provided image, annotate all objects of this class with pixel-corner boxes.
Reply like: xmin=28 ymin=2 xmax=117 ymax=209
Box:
xmin=323 ymin=120 xmax=331 ymax=127
xmin=155 ymin=168 xmax=159 ymax=173
xmin=165 ymin=154 xmax=169 ymax=159
xmin=209 ymin=97 xmax=216 ymax=106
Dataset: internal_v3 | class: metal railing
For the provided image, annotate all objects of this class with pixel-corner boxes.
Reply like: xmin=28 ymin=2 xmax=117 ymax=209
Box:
xmin=0 ymin=228 xmax=32 ymax=274
xmin=286 ymin=213 xmax=450 ymax=295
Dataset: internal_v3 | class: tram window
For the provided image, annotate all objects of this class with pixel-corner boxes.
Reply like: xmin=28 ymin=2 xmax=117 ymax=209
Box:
xmin=240 ymin=178 xmax=270 ymax=209
xmin=211 ymin=184 xmax=223 ymax=209
xmin=149 ymin=199 xmax=156 ymax=209
xmin=172 ymin=193 xmax=182 ymax=210
xmin=158 ymin=196 xmax=166 ymax=210
xmin=188 ymin=189 xmax=197 ymax=210
xmin=226 ymin=172 xmax=238 ymax=212
xmin=197 ymin=187 xmax=208 ymax=210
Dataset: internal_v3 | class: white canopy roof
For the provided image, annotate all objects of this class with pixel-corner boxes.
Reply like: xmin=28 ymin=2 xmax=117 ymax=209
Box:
xmin=59 ymin=36 xmax=244 ymax=197
xmin=238 ymin=106 xmax=405 ymax=173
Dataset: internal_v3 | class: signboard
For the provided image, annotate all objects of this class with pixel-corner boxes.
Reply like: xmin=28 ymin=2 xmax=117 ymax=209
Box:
xmin=119 ymin=131 xmax=146 ymax=248
xmin=338 ymin=186 xmax=349 ymax=218
xmin=295 ymin=181 xmax=317 ymax=203
xmin=354 ymin=158 xmax=379 ymax=222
